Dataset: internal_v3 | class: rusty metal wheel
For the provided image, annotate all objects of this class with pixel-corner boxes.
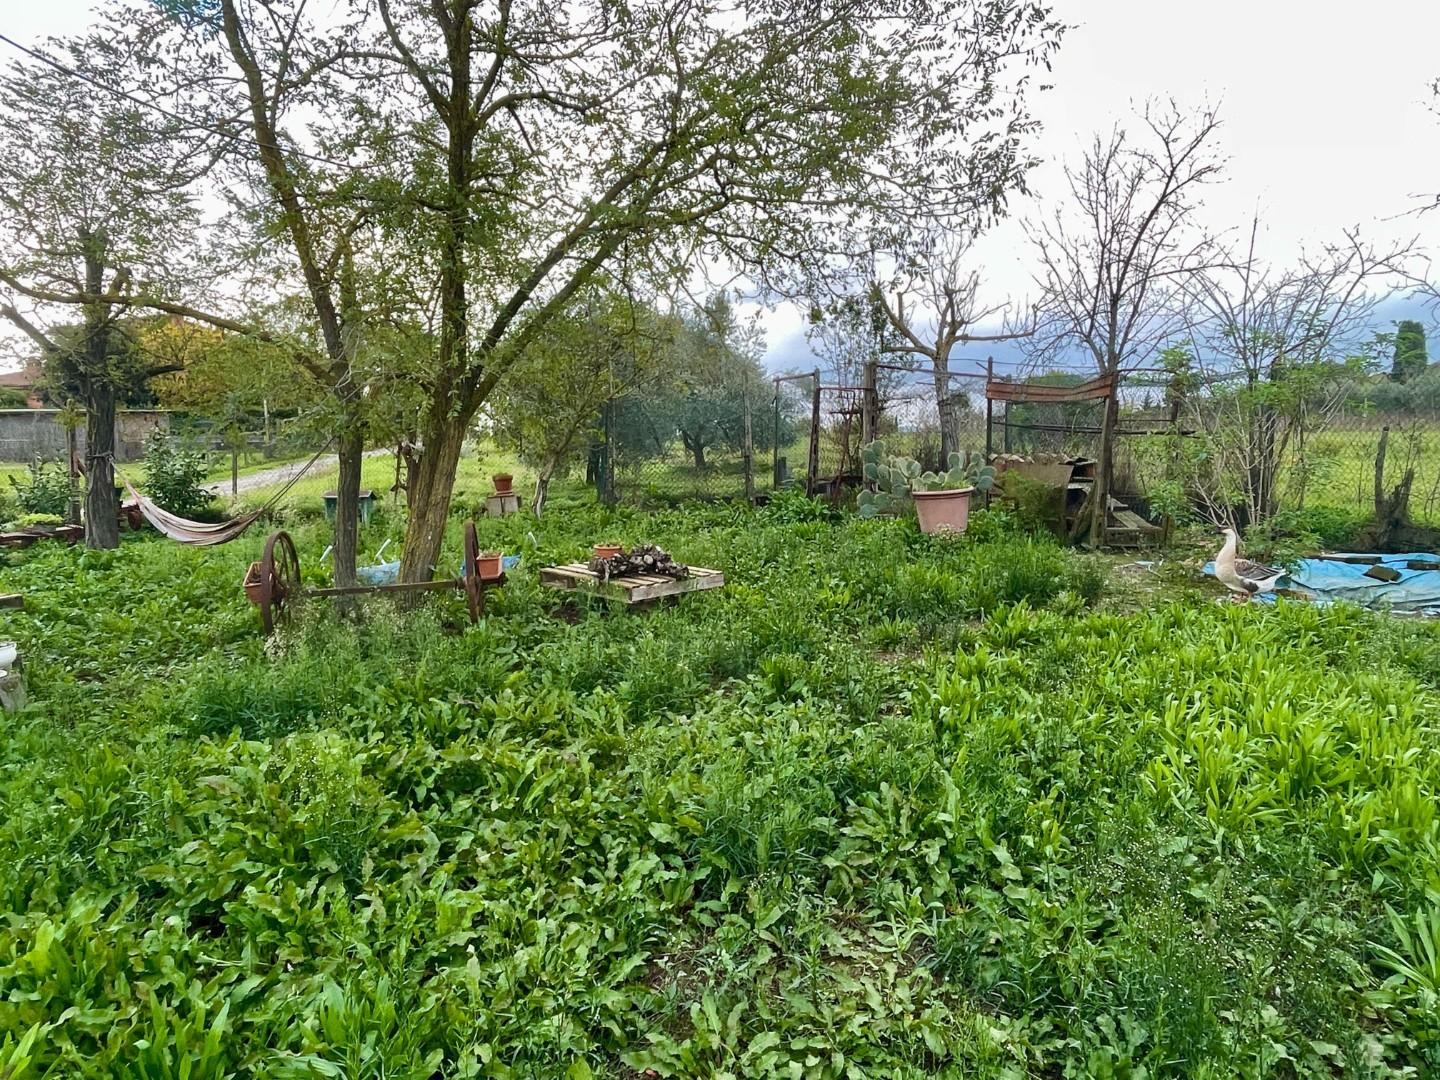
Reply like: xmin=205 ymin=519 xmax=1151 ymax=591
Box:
xmin=259 ymin=530 xmax=301 ymax=636
xmin=463 ymin=520 xmax=484 ymax=623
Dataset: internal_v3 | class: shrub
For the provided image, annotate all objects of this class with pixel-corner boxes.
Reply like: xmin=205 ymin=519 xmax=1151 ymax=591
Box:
xmin=143 ymin=431 xmax=212 ymax=518
xmin=8 ymin=457 xmax=70 ymax=518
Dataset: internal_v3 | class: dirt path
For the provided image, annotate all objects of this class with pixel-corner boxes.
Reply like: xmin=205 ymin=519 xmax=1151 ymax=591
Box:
xmin=206 ymin=448 xmax=391 ymax=496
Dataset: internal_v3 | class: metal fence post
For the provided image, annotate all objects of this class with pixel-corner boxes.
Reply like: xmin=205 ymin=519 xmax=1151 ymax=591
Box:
xmin=772 ymin=378 xmax=782 ymax=489
xmin=806 ymin=368 xmax=821 ymax=496
xmin=742 ymin=382 xmax=754 ymax=502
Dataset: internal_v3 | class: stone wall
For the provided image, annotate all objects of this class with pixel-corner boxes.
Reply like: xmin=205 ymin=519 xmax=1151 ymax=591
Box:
xmin=0 ymin=409 xmax=170 ymax=464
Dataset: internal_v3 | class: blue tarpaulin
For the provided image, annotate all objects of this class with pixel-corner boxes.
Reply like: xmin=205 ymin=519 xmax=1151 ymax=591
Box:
xmin=1204 ymin=553 xmax=1440 ymax=616
xmin=358 ymin=554 xmax=520 ymax=587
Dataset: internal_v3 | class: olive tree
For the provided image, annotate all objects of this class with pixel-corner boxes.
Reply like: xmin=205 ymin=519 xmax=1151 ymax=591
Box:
xmin=489 ymin=287 xmax=672 ymax=516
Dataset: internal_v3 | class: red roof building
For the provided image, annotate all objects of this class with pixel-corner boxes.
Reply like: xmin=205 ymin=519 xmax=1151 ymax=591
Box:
xmin=0 ymin=361 xmax=43 ymax=408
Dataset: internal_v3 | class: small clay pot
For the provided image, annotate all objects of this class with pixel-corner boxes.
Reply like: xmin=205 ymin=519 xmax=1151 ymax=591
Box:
xmin=477 ymin=551 xmax=503 ymax=579
xmin=593 ymin=543 xmax=623 ymax=559
xmin=242 ymin=561 xmax=265 ymax=605
xmin=492 ymin=473 xmax=514 ymax=495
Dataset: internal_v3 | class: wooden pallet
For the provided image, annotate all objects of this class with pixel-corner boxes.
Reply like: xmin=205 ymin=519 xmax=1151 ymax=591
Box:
xmin=540 ymin=563 xmax=725 ymax=604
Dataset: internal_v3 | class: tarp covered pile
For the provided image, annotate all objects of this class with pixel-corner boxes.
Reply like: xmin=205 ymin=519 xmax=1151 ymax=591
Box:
xmin=1205 ymin=553 xmax=1440 ymax=616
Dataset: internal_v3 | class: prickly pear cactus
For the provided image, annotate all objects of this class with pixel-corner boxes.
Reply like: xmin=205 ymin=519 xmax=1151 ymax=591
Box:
xmin=917 ymin=450 xmax=996 ymax=493
xmin=858 ymin=440 xmax=922 ymax=518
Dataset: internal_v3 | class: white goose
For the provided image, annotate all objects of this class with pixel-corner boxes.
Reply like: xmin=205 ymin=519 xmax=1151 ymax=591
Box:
xmin=1214 ymin=527 xmax=1285 ymax=603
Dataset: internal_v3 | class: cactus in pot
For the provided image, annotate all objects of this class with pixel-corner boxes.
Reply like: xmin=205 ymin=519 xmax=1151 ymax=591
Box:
xmin=916 ymin=451 xmax=996 ymax=493
xmin=858 ymin=440 xmax=920 ymax=518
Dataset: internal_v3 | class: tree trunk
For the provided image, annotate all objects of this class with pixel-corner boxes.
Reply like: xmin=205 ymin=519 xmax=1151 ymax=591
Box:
xmin=83 ymin=385 xmax=119 ymax=550
xmin=398 ymin=414 xmax=468 ymax=583
xmin=932 ymin=351 xmax=957 ymax=462
xmin=332 ymin=426 xmax=363 ymax=587
xmin=532 ymin=458 xmax=558 ymax=518
xmin=690 ymin=440 xmax=706 ymax=470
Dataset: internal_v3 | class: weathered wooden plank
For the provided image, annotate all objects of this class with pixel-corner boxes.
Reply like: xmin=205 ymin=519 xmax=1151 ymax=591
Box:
xmin=986 ymin=373 xmax=1116 ymax=404
xmin=0 ymin=593 xmax=23 ymax=609
xmin=540 ymin=564 xmax=725 ymax=604
xmin=624 ymin=571 xmax=725 ymax=602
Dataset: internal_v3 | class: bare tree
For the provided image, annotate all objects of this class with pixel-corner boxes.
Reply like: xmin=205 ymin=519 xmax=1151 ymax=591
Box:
xmin=1179 ymin=221 xmax=1414 ymax=525
xmin=874 ymin=231 xmax=1031 ymax=460
xmin=1028 ymin=102 xmax=1223 ymax=543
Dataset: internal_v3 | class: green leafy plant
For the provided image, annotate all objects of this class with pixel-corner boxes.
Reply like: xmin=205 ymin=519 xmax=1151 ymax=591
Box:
xmin=1 ymin=500 xmax=1438 ymax=1075
xmin=8 ymin=457 xmax=70 ymax=518
xmin=143 ymin=430 xmax=212 ymax=519
xmin=1002 ymin=470 xmax=1065 ymax=534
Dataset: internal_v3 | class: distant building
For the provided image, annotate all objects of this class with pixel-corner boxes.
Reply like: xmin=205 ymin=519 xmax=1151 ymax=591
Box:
xmin=0 ymin=361 xmax=43 ymax=408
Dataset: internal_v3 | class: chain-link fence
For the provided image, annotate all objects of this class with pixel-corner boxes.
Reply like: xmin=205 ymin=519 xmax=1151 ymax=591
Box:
xmin=1146 ymin=377 xmax=1440 ymax=532
xmin=591 ymin=385 xmax=766 ymax=506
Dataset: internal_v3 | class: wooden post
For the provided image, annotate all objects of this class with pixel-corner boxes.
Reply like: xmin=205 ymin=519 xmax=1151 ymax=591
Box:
xmin=65 ymin=424 xmax=81 ymax=526
xmin=1089 ymin=383 xmax=1115 ymax=549
xmin=742 ymin=381 xmax=754 ymax=501
xmin=806 ymin=368 xmax=821 ymax=496
xmin=984 ymin=358 xmax=994 ymax=508
xmin=861 ymin=359 xmax=878 ymax=445
xmin=231 ymin=445 xmax=239 ymax=497
xmin=1373 ymin=425 xmax=1389 ymax=519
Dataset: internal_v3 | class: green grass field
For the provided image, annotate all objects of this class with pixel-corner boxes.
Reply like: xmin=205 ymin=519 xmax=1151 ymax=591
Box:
xmin=1 ymin=497 xmax=1437 ymax=1076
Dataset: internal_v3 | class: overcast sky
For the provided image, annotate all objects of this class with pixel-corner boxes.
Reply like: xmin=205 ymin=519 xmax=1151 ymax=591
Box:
xmin=760 ymin=0 xmax=1440 ymax=373
xmin=3 ymin=0 xmax=1438 ymax=374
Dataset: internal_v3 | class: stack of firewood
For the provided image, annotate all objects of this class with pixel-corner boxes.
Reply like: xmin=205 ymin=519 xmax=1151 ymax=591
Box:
xmin=588 ymin=544 xmax=690 ymax=581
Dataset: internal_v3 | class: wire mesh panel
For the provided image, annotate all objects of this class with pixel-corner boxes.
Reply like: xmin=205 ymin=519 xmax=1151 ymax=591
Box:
xmin=604 ymin=388 xmax=761 ymax=505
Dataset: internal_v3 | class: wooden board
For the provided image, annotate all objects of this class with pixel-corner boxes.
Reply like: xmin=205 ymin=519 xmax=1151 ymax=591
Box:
xmin=540 ymin=563 xmax=725 ymax=604
xmin=986 ymin=373 xmax=1116 ymax=403
xmin=0 ymin=594 xmax=22 ymax=610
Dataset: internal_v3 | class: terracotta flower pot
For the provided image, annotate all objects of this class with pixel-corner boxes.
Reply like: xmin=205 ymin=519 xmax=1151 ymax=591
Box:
xmin=243 ymin=561 xmax=265 ymax=605
xmin=477 ymin=551 xmax=503 ymax=579
xmin=593 ymin=543 xmax=623 ymax=559
xmin=492 ymin=473 xmax=514 ymax=495
xmin=912 ymin=487 xmax=974 ymax=535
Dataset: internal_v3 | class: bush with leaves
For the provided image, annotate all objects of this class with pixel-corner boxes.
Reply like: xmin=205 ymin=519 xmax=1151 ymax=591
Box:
xmin=8 ymin=457 xmax=70 ymax=518
xmin=143 ymin=431 xmax=212 ymax=518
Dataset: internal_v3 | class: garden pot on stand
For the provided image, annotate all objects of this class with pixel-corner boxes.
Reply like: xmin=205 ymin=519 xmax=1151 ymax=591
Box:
xmin=593 ymin=543 xmax=622 ymax=559
xmin=912 ymin=487 xmax=974 ymax=535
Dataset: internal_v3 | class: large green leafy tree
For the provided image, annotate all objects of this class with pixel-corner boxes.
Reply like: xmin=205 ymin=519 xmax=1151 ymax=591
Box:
xmin=362 ymin=0 xmax=1064 ymax=582
xmin=1390 ymin=320 xmax=1428 ymax=383
xmin=0 ymin=45 xmax=202 ymax=548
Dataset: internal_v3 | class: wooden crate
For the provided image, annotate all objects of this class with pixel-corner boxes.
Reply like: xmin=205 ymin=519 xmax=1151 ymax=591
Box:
xmin=540 ymin=563 xmax=725 ymax=604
